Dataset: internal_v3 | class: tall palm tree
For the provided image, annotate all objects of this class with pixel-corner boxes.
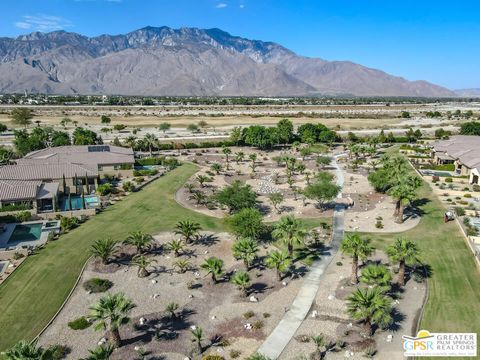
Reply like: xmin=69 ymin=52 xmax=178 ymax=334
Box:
xmin=130 ymin=254 xmax=156 ymax=278
xmin=88 ymin=293 xmax=136 ymax=348
xmin=230 ymin=271 xmax=251 ymax=297
xmin=340 ymin=233 xmax=374 ymax=284
xmin=346 ymin=287 xmax=393 ymax=336
xmin=91 ymin=237 xmax=118 ymax=265
xmin=232 ymin=238 xmax=258 ymax=270
xmin=4 ymin=340 xmax=59 ymax=360
xmin=84 ymin=344 xmax=114 ymax=360
xmin=174 ymin=220 xmax=201 ymax=244
xmin=360 ymin=264 xmax=392 ymax=293
xmin=387 ymin=175 xmax=422 ymax=223
xmin=200 ymin=257 xmax=224 ymax=284
xmin=173 ymin=259 xmax=191 ymax=273
xmin=124 ymin=231 xmax=153 ymax=254
xmin=191 ymin=327 xmax=204 ymax=354
xmin=272 ymin=215 xmax=306 ymax=258
xmin=165 ymin=302 xmax=179 ymax=320
xmin=235 ymin=151 xmax=245 ymax=164
xmin=124 ymin=135 xmax=137 ymax=149
xmin=222 ymin=146 xmax=232 ymax=170
xmin=265 ymin=250 xmax=291 ymax=281
xmin=166 ymin=239 xmax=185 ymax=257
xmin=386 ymin=238 xmax=420 ymax=286
xmin=142 ymin=133 xmax=157 ymax=156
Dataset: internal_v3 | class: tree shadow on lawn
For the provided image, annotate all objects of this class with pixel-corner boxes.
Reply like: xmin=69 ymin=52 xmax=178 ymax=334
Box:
xmin=409 ymin=197 xmax=431 ymax=217
xmin=293 ymin=242 xmax=331 ymax=264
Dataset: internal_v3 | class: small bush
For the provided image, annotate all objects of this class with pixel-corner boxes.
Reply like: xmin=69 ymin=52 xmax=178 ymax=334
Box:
xmin=263 ymin=312 xmax=271 ymax=318
xmin=83 ymin=278 xmax=113 ymax=293
xmin=464 ymin=193 xmax=472 ymax=198
xmin=243 ymin=310 xmax=255 ymax=319
xmin=68 ymin=316 xmax=91 ymax=330
xmin=445 ymin=177 xmax=453 ymax=183
xmin=12 ymin=252 xmax=24 ymax=260
xmin=454 ymin=207 xmax=466 ymax=216
xmin=336 ymin=261 xmax=343 ymax=266
xmin=473 ymin=184 xmax=480 ymax=192
xmin=229 ymin=350 xmax=242 ymax=358
xmin=122 ymin=181 xmax=135 ymax=192
xmin=201 ymin=356 xmax=224 ymax=360
xmin=252 ymin=320 xmax=264 ymax=330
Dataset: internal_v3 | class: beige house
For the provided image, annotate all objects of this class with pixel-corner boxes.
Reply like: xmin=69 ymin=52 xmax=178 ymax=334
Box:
xmin=432 ymin=135 xmax=480 ymax=184
xmin=0 ymin=145 xmax=134 ymax=211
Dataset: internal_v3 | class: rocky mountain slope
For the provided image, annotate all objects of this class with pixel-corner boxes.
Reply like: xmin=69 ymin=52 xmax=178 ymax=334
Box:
xmin=0 ymin=26 xmax=456 ymax=97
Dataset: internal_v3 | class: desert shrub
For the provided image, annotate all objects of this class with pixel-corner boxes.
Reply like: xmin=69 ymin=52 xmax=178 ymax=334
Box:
xmin=96 ymin=183 xmax=113 ymax=196
xmin=122 ymin=181 xmax=135 ymax=192
xmin=134 ymin=176 xmax=145 ymax=183
xmin=336 ymin=261 xmax=343 ymax=266
xmin=252 ymin=320 xmax=264 ymax=330
xmin=445 ymin=177 xmax=453 ymax=183
xmin=454 ymin=207 xmax=466 ymax=216
xmin=464 ymin=193 xmax=472 ymax=198
xmin=263 ymin=312 xmax=271 ymax=318
xmin=473 ymin=184 xmax=480 ymax=192
xmin=83 ymin=278 xmax=113 ymax=293
xmin=243 ymin=310 xmax=255 ymax=319
xmin=68 ymin=316 xmax=91 ymax=330
xmin=230 ymin=350 xmax=242 ymax=358
xmin=201 ymin=356 xmax=225 ymax=360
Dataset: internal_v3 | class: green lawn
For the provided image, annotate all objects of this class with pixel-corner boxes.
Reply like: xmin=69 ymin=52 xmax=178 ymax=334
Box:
xmin=0 ymin=163 xmax=223 ymax=351
xmin=360 ymin=180 xmax=480 ymax=335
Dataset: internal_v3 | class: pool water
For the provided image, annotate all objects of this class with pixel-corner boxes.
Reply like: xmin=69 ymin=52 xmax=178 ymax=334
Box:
xmin=59 ymin=195 xmax=99 ymax=211
xmin=421 ymin=170 xmax=453 ymax=177
xmin=8 ymin=223 xmax=43 ymax=243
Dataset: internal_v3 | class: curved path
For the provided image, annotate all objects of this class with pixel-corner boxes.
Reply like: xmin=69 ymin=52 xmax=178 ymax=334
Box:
xmin=258 ymin=155 xmax=346 ymax=359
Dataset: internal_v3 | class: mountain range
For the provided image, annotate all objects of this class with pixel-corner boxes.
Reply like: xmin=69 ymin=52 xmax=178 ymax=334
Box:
xmin=0 ymin=26 xmax=459 ymax=97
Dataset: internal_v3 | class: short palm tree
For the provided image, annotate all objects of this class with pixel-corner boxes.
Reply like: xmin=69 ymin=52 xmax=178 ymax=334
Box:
xmin=311 ymin=334 xmax=334 ymax=359
xmin=191 ymin=327 xmax=204 ymax=354
xmin=386 ymin=238 xmax=420 ymax=286
xmin=222 ymin=146 xmax=232 ymax=170
xmin=130 ymin=254 xmax=156 ymax=278
xmin=84 ymin=344 xmax=114 ymax=360
xmin=265 ymin=250 xmax=291 ymax=281
xmin=272 ymin=215 xmax=306 ymax=258
xmin=165 ymin=302 xmax=179 ymax=320
xmin=189 ymin=191 xmax=207 ymax=205
xmin=196 ymin=174 xmax=211 ymax=188
xmin=340 ymin=233 xmax=374 ymax=284
xmin=124 ymin=231 xmax=153 ymax=254
xmin=235 ymin=151 xmax=245 ymax=164
xmin=360 ymin=264 xmax=392 ymax=293
xmin=346 ymin=287 xmax=393 ymax=336
xmin=143 ymin=133 xmax=157 ymax=156
xmin=200 ymin=256 xmax=224 ymax=284
xmin=249 ymin=153 xmax=257 ymax=173
xmin=184 ymin=183 xmax=196 ymax=193
xmin=166 ymin=239 xmax=185 ymax=257
xmin=88 ymin=293 xmax=136 ymax=348
xmin=230 ymin=271 xmax=251 ymax=297
xmin=232 ymin=238 xmax=258 ymax=270
xmin=268 ymin=192 xmax=284 ymax=214
xmin=174 ymin=220 xmax=201 ymax=244
xmin=4 ymin=340 xmax=59 ymax=360
xmin=173 ymin=259 xmax=192 ymax=273
xmin=91 ymin=237 xmax=118 ymax=265
xmin=211 ymin=163 xmax=223 ymax=174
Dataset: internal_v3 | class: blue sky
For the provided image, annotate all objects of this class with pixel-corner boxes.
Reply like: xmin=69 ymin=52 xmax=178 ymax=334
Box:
xmin=1 ymin=0 xmax=479 ymax=90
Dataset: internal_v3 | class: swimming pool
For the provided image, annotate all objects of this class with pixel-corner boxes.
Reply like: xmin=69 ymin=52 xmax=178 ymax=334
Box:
xmin=8 ymin=223 xmax=43 ymax=243
xmin=59 ymin=195 xmax=99 ymax=211
xmin=421 ymin=170 xmax=454 ymax=177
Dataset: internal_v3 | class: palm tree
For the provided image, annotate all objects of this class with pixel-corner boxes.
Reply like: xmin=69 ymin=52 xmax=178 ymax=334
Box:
xmin=230 ymin=271 xmax=251 ymax=297
xmin=222 ymin=146 xmax=232 ymax=170
xmin=142 ymin=133 xmax=157 ymax=156
xmin=130 ymin=254 xmax=156 ymax=278
xmin=173 ymin=259 xmax=192 ymax=273
xmin=360 ymin=264 xmax=392 ymax=293
xmin=272 ymin=215 xmax=306 ymax=258
xmin=166 ymin=239 xmax=185 ymax=257
xmin=311 ymin=334 xmax=334 ymax=359
xmin=196 ymin=174 xmax=211 ymax=188
xmin=249 ymin=153 xmax=257 ymax=173
xmin=340 ymin=233 xmax=374 ymax=284
xmin=386 ymin=238 xmax=420 ymax=286
xmin=84 ymin=344 xmax=114 ymax=360
xmin=191 ymin=327 xmax=204 ymax=354
xmin=265 ymin=250 xmax=291 ymax=281
xmin=200 ymin=256 xmax=224 ymax=284
xmin=4 ymin=340 xmax=59 ymax=360
xmin=88 ymin=293 xmax=136 ymax=348
xmin=232 ymin=238 xmax=258 ymax=270
xmin=346 ymin=287 xmax=393 ymax=336
xmin=124 ymin=231 xmax=153 ymax=254
xmin=174 ymin=220 xmax=201 ymax=244
xmin=184 ymin=183 xmax=196 ymax=193
xmin=235 ymin=151 xmax=245 ymax=164
xmin=387 ymin=175 xmax=422 ymax=223
xmin=189 ymin=191 xmax=207 ymax=205
xmin=124 ymin=135 xmax=137 ymax=149
xmin=211 ymin=163 xmax=223 ymax=174
xmin=165 ymin=302 xmax=179 ymax=320
xmin=91 ymin=237 xmax=118 ymax=265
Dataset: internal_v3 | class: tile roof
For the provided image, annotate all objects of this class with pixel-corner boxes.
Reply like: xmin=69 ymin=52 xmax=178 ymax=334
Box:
xmin=0 ymin=163 xmax=97 ymax=181
xmin=0 ymin=180 xmax=40 ymax=201
xmin=432 ymin=136 xmax=480 ymax=171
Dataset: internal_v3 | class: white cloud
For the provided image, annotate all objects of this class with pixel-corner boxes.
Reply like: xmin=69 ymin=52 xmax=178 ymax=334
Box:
xmin=14 ymin=14 xmax=73 ymax=32
xmin=239 ymin=4 xmax=245 ymax=8
xmin=216 ymin=3 xmax=228 ymax=8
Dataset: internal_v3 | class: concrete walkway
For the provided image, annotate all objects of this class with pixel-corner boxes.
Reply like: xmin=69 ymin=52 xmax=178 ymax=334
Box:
xmin=257 ymin=156 xmax=346 ymax=359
